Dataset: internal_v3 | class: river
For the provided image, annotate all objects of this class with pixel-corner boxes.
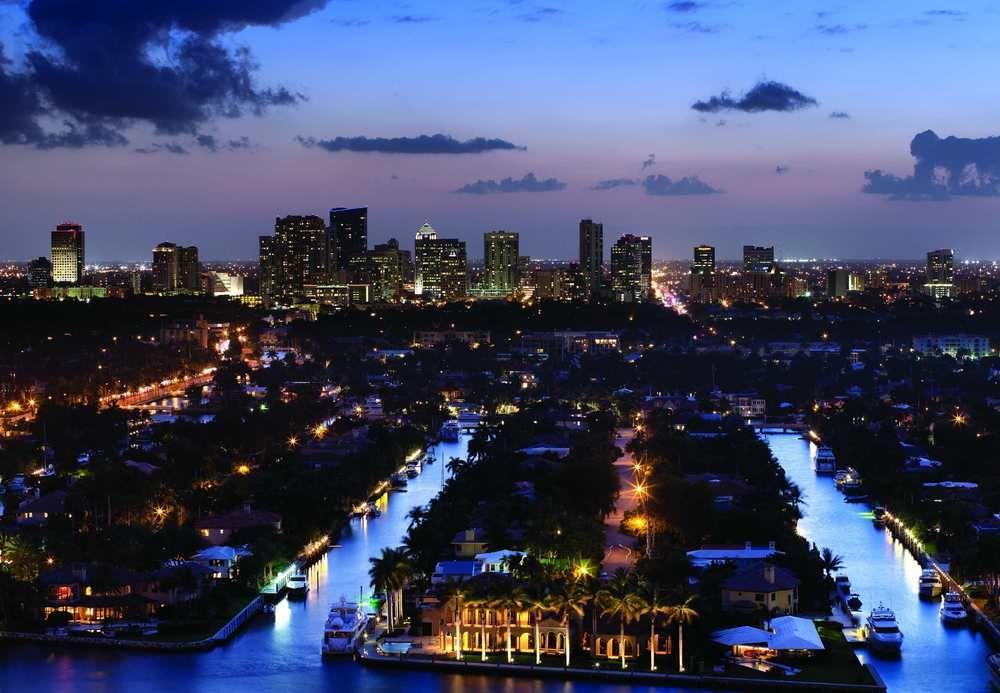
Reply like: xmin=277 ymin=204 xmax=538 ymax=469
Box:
xmin=765 ymin=433 xmax=995 ymax=692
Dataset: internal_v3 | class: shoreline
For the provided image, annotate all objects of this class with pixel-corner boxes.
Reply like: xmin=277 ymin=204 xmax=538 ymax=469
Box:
xmin=358 ymin=651 xmax=886 ymax=692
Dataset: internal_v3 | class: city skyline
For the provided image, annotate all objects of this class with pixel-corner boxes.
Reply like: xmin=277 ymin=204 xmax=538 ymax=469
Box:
xmin=2 ymin=2 xmax=1000 ymax=260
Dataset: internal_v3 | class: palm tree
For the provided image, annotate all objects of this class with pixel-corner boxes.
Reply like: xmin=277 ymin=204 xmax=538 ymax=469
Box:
xmin=597 ymin=569 xmax=645 ymax=670
xmin=368 ymin=549 xmax=394 ymax=628
xmin=369 ymin=547 xmax=412 ymax=631
xmin=579 ymin=577 xmax=603 ymax=658
xmin=491 ymin=584 xmax=524 ymax=663
xmin=820 ymin=547 xmax=844 ymax=578
xmin=436 ymin=579 xmax=467 ymax=660
xmin=641 ymin=583 xmax=671 ymax=672
xmin=665 ymin=596 xmax=698 ymax=673
xmin=523 ymin=582 xmax=550 ymax=665
xmin=546 ymin=578 xmax=587 ymax=667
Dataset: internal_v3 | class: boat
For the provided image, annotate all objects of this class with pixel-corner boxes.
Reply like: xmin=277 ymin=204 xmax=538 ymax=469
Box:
xmin=366 ymin=506 xmax=382 ymax=519
xmin=988 ymin=653 xmax=1000 ymax=690
xmin=872 ymin=506 xmax=887 ymax=527
xmin=405 ymin=463 xmax=419 ymax=479
xmin=814 ymin=446 xmax=836 ymax=474
xmin=835 ymin=575 xmax=852 ymax=598
xmin=847 ymin=593 xmax=863 ymax=612
xmin=439 ymin=419 xmax=461 ymax=442
xmin=321 ymin=598 xmax=370 ymax=656
xmin=839 ymin=467 xmax=863 ymax=492
xmin=865 ymin=604 xmax=903 ymax=655
xmin=844 ymin=492 xmax=869 ymax=503
xmin=286 ymin=572 xmax=309 ymax=599
xmin=389 ymin=472 xmax=408 ymax=489
xmin=940 ymin=592 xmax=968 ymax=625
xmin=919 ymin=568 xmax=943 ymax=599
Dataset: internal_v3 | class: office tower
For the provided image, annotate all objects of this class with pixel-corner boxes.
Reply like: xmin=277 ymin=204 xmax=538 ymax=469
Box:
xmin=258 ymin=215 xmax=328 ymax=302
xmin=153 ymin=243 xmax=179 ymax=292
xmin=178 ymin=245 xmax=200 ymax=292
xmin=579 ymin=219 xmax=604 ymax=294
xmin=27 ymin=257 xmax=52 ymax=288
xmin=924 ymin=248 xmax=954 ymax=299
xmin=610 ymin=234 xmax=652 ymax=303
xmin=206 ymin=272 xmax=244 ymax=297
xmin=51 ymin=222 xmax=85 ymax=284
xmin=364 ymin=238 xmax=405 ymax=301
xmin=742 ymin=245 xmax=775 ymax=273
xmin=689 ymin=244 xmax=716 ymax=302
xmin=329 ymin=207 xmax=367 ymax=271
xmin=483 ymin=230 xmax=519 ymax=296
xmin=827 ymin=269 xmax=850 ymax=298
xmin=414 ymin=223 xmax=467 ymax=300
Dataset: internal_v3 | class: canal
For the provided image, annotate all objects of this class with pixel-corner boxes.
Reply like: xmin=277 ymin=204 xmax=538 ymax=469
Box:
xmin=765 ymin=433 xmax=995 ymax=692
xmin=0 ymin=434 xmax=691 ymax=693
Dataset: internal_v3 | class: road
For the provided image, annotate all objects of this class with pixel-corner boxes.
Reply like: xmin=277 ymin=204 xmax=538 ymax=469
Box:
xmin=602 ymin=428 xmax=640 ymax=572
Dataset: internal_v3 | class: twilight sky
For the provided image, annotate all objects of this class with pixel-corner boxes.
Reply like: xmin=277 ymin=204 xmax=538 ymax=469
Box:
xmin=1 ymin=0 xmax=999 ymax=262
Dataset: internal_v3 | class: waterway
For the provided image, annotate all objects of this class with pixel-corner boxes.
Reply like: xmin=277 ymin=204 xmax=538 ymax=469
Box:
xmin=765 ymin=433 xmax=995 ymax=692
xmin=0 ymin=434 xmax=687 ymax=693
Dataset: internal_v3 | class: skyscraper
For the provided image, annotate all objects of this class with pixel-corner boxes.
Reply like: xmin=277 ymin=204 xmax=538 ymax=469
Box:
xmin=827 ymin=269 xmax=850 ymax=298
xmin=689 ymin=244 xmax=716 ymax=303
xmin=28 ymin=257 xmax=52 ymax=288
xmin=610 ymin=234 xmax=652 ymax=303
xmin=153 ymin=243 xmax=201 ymax=294
xmin=483 ymin=230 xmax=519 ymax=296
xmin=365 ymin=238 xmax=405 ymax=301
xmin=329 ymin=207 xmax=368 ymax=271
xmin=742 ymin=245 xmax=775 ymax=273
xmin=414 ymin=223 xmax=467 ymax=300
xmin=258 ymin=215 xmax=328 ymax=302
xmin=579 ymin=219 xmax=604 ymax=294
xmin=925 ymin=248 xmax=954 ymax=299
xmin=51 ymin=222 xmax=84 ymax=284
xmin=178 ymin=245 xmax=200 ymax=292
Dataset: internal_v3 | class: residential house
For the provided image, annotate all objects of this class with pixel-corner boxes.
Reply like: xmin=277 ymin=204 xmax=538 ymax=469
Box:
xmin=712 ymin=615 xmax=824 ymax=660
xmin=721 ymin=563 xmax=799 ymax=615
xmin=191 ymin=545 xmax=252 ymax=579
xmin=687 ymin=541 xmax=782 ymax=570
xmin=40 ymin=562 xmax=153 ymax=623
xmin=194 ymin=505 xmax=282 ymax=546
xmin=16 ymin=490 xmax=69 ymax=527
xmin=452 ymin=528 xmax=489 ymax=558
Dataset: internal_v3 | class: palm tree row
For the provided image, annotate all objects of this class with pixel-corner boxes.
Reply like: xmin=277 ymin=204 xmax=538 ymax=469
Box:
xmin=368 ymin=547 xmax=413 ymax=631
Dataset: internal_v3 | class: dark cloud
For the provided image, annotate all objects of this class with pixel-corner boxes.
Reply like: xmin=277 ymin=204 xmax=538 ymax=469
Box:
xmin=642 ymin=174 xmax=722 ymax=196
xmin=672 ymin=21 xmax=721 ymax=34
xmin=863 ymin=129 xmax=1000 ymax=200
xmin=775 ymin=165 xmax=789 ymax=175
xmin=641 ymin=153 xmax=656 ymax=170
xmin=665 ymin=1 xmax=705 ymax=12
xmin=134 ymin=142 xmax=188 ymax=155
xmin=815 ymin=23 xmax=866 ymax=35
xmin=195 ymin=134 xmax=252 ymax=152
xmin=692 ymin=80 xmax=817 ymax=113
xmin=829 ymin=111 xmax=850 ymax=119
xmin=516 ymin=7 xmax=562 ymax=22
xmin=390 ymin=15 xmax=439 ymax=23
xmin=455 ymin=172 xmax=566 ymax=194
xmin=296 ymin=133 xmax=525 ymax=154
xmin=591 ymin=178 xmax=637 ymax=190
xmin=0 ymin=0 xmax=323 ymax=148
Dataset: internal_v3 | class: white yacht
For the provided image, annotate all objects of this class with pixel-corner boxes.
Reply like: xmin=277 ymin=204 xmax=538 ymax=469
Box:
xmin=286 ymin=573 xmax=309 ymax=599
xmin=919 ymin=568 xmax=944 ymax=599
xmin=814 ymin=445 xmax=836 ymax=474
xmin=440 ymin=419 xmax=461 ymax=441
xmin=322 ymin=598 xmax=370 ymax=656
xmin=865 ymin=604 xmax=903 ymax=654
xmin=940 ymin=592 xmax=968 ymax=625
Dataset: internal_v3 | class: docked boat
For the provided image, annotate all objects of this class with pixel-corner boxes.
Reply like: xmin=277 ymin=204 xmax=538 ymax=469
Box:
xmin=405 ymin=463 xmax=419 ymax=479
xmin=988 ymin=652 xmax=1000 ymax=690
xmin=919 ymin=568 xmax=943 ymax=599
xmin=839 ymin=467 xmax=863 ymax=492
xmin=940 ymin=592 xmax=968 ymax=625
xmin=847 ymin=593 xmax=863 ymax=612
xmin=814 ymin=445 xmax=836 ymax=474
xmin=286 ymin=572 xmax=309 ymax=599
xmin=366 ymin=506 xmax=382 ymax=519
xmin=321 ymin=598 xmax=370 ymax=656
xmin=389 ymin=472 xmax=408 ymax=489
xmin=439 ymin=419 xmax=461 ymax=442
xmin=835 ymin=575 xmax=852 ymax=598
xmin=872 ymin=506 xmax=887 ymax=527
xmin=865 ymin=604 xmax=903 ymax=655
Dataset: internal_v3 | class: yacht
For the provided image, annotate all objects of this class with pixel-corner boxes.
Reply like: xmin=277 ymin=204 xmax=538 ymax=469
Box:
xmin=322 ymin=598 xmax=370 ymax=656
xmin=919 ymin=568 xmax=944 ymax=599
xmin=940 ymin=592 xmax=968 ymax=625
xmin=988 ymin=653 xmax=1000 ymax=690
xmin=440 ymin=420 xmax=461 ymax=442
xmin=872 ymin=506 xmax=887 ymax=527
xmin=865 ymin=604 xmax=903 ymax=655
xmin=286 ymin=573 xmax=309 ymax=599
xmin=405 ymin=462 xmax=420 ymax=479
xmin=389 ymin=472 xmax=408 ymax=489
xmin=814 ymin=446 xmax=836 ymax=474
xmin=839 ymin=467 xmax=863 ymax=492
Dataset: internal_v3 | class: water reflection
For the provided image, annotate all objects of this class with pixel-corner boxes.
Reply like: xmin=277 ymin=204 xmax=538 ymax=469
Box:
xmin=767 ymin=433 xmax=993 ymax=692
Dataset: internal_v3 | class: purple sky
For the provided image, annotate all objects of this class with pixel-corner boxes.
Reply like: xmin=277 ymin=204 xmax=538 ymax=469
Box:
xmin=1 ymin=1 xmax=999 ymax=261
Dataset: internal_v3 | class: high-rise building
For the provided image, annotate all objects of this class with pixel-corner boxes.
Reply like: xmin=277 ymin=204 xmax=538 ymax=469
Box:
xmin=178 ymin=245 xmax=200 ymax=292
xmin=329 ymin=207 xmax=368 ymax=271
xmin=205 ymin=272 xmax=244 ymax=297
xmin=27 ymin=256 xmax=52 ymax=288
xmin=258 ymin=215 xmax=329 ymax=302
xmin=483 ymin=230 xmax=519 ymax=296
xmin=414 ymin=223 xmax=467 ymax=300
xmin=827 ymin=269 xmax=850 ymax=298
xmin=153 ymin=243 xmax=200 ymax=293
xmin=689 ymin=244 xmax=716 ymax=302
xmin=579 ymin=219 xmax=604 ymax=294
xmin=610 ymin=234 xmax=652 ymax=303
xmin=742 ymin=245 xmax=775 ymax=274
xmin=51 ymin=222 xmax=84 ymax=284
xmin=924 ymin=248 xmax=954 ymax=299
xmin=364 ymin=238 xmax=405 ymax=301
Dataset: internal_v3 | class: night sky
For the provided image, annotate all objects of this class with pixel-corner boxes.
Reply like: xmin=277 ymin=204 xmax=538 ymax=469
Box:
xmin=1 ymin=0 xmax=999 ymax=261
